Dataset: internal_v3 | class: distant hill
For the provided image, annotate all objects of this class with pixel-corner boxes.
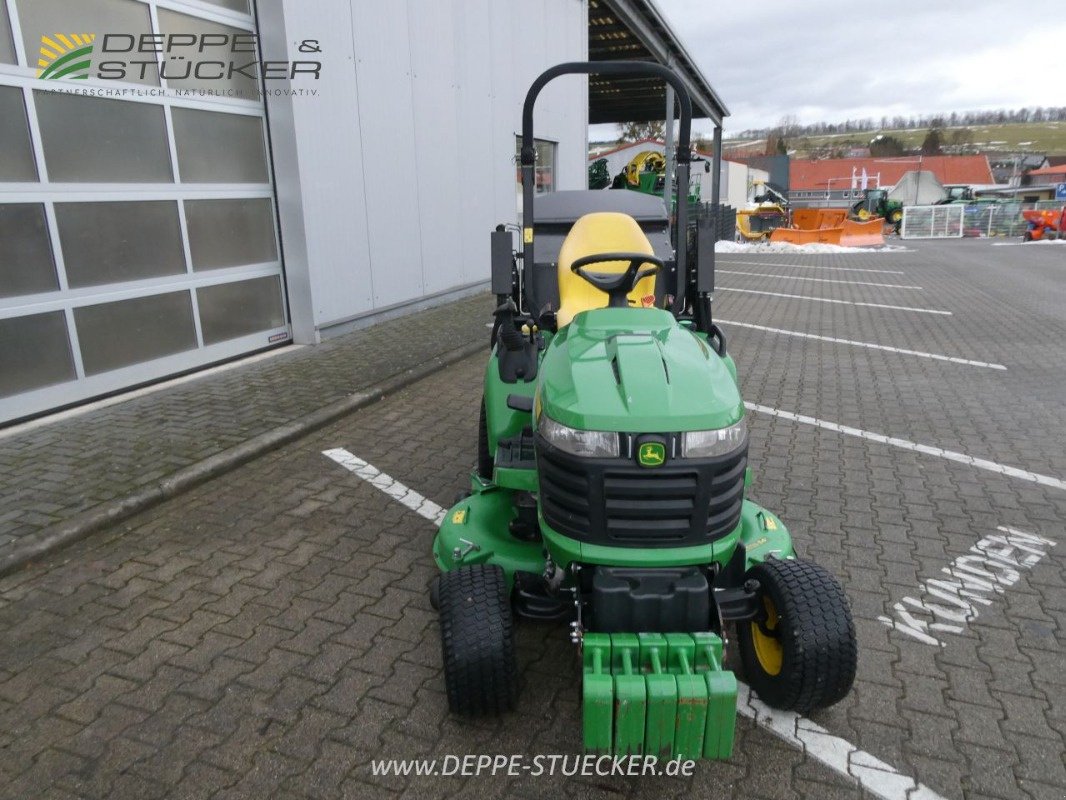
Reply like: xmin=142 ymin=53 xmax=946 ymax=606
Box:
xmin=724 ymin=121 xmax=1066 ymax=160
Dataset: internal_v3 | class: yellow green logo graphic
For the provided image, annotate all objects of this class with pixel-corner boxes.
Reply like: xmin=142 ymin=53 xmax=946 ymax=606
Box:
xmin=37 ymin=34 xmax=96 ymax=80
xmin=638 ymin=442 xmax=666 ymax=468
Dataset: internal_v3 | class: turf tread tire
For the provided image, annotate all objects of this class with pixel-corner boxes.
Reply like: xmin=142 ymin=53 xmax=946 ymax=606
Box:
xmin=438 ymin=564 xmax=516 ymax=716
xmin=738 ymin=558 xmax=857 ymax=713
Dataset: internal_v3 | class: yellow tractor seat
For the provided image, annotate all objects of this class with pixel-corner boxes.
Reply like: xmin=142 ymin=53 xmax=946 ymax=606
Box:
xmin=556 ymin=212 xmax=658 ymax=327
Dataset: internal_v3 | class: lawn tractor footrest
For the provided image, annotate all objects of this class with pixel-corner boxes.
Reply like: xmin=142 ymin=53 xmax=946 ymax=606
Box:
xmin=581 ymin=631 xmax=737 ymax=760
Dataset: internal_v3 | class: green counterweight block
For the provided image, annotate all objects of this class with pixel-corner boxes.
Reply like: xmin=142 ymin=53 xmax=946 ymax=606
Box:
xmin=692 ymin=632 xmax=738 ymax=759
xmin=583 ymin=634 xmax=614 ymax=755
xmin=582 ymin=632 xmax=737 ymax=760
xmin=638 ymin=633 xmax=677 ymax=760
xmin=665 ymin=633 xmax=708 ymax=759
xmin=610 ymin=634 xmax=646 ymax=756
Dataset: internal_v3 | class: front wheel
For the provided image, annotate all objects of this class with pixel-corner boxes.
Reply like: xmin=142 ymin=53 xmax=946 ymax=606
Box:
xmin=438 ymin=564 xmax=517 ymax=715
xmin=737 ymin=558 xmax=857 ymax=713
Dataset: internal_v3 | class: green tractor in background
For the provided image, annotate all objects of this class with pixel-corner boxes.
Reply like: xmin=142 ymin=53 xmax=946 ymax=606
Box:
xmin=430 ymin=62 xmax=857 ymax=760
xmin=589 ymin=157 xmax=612 ymax=190
xmin=611 ymin=149 xmax=703 ymax=206
xmin=851 ymin=187 xmax=903 ymax=228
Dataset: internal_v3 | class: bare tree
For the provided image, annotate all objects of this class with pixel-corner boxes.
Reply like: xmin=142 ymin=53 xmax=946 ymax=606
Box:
xmin=618 ymin=120 xmax=665 ymax=142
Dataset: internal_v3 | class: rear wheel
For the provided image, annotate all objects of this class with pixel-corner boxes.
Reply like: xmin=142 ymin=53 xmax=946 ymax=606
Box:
xmin=438 ymin=564 xmax=517 ymax=715
xmin=738 ymin=558 xmax=857 ymax=712
xmin=889 ymin=209 xmax=903 ymax=224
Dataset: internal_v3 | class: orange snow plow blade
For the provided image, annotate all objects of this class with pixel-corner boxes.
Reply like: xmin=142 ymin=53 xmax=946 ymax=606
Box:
xmin=770 ymin=207 xmax=884 ymax=247
xmin=791 ymin=208 xmax=848 ymax=229
xmin=838 ymin=218 xmax=886 ymax=247
xmin=770 ymin=226 xmax=843 ymax=245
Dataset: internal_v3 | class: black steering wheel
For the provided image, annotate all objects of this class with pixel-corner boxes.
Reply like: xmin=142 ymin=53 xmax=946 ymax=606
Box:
xmin=569 ymin=252 xmax=663 ymax=308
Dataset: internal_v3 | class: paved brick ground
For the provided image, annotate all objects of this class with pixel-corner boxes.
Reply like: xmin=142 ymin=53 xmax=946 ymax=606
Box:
xmin=0 ymin=293 xmax=490 ymax=558
xmin=0 ymin=239 xmax=1063 ymax=798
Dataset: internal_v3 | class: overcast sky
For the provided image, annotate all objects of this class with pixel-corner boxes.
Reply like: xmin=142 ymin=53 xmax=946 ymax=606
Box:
xmin=645 ymin=0 xmax=1066 ymax=137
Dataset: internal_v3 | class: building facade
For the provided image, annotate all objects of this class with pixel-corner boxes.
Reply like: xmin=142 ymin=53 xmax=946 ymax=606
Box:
xmin=1 ymin=0 xmax=724 ymax=426
xmin=786 ymin=155 xmax=995 ymax=208
xmin=0 ymin=0 xmax=588 ymax=424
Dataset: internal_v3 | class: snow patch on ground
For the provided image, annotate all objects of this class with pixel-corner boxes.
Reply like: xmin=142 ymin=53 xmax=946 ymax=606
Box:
xmin=715 ymin=240 xmax=910 ymax=254
xmin=991 ymin=239 xmax=1065 ymax=247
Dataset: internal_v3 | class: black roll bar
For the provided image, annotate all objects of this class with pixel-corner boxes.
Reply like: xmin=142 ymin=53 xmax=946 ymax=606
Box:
xmin=519 ymin=61 xmax=694 ymax=316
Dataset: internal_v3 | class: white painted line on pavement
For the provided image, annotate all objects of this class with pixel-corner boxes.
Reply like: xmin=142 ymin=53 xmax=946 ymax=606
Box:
xmin=745 ymin=403 xmax=1066 ymax=492
xmin=719 ymin=287 xmax=952 ymax=315
xmin=718 ymin=260 xmax=906 ymax=275
xmin=322 ymin=448 xmax=446 ymax=525
xmin=718 ymin=319 xmax=1006 ymax=370
xmin=738 ymin=684 xmax=947 ymax=800
xmin=324 ymin=447 xmax=947 ymax=797
xmin=991 ymin=240 xmax=1066 ymax=247
xmin=718 ymin=270 xmax=922 ymax=290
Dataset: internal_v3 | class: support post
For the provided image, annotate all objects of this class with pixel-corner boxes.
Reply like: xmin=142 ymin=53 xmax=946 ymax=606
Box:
xmin=663 ymin=66 xmax=675 ymax=213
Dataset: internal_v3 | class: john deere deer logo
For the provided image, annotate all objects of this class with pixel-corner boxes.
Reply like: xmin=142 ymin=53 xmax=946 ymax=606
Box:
xmin=37 ymin=34 xmax=96 ymax=80
xmin=637 ymin=442 xmax=666 ymax=468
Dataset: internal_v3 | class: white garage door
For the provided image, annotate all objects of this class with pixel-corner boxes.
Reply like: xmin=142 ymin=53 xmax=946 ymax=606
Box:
xmin=0 ymin=0 xmax=287 ymax=425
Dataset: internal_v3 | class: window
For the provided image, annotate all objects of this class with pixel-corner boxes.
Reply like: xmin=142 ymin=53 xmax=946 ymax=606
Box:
xmin=74 ymin=291 xmax=198 ymax=375
xmin=172 ymin=108 xmax=269 ymax=183
xmin=197 ymin=276 xmax=285 ymax=344
xmin=0 ymin=312 xmax=75 ymax=397
xmin=0 ymin=87 xmax=38 ymax=181
xmin=185 ymin=198 xmax=277 ymax=269
xmin=0 ymin=5 xmax=15 ymax=66
xmin=15 ymin=0 xmax=157 ymax=86
xmin=0 ymin=0 xmax=285 ymax=422
xmin=35 ymin=91 xmax=173 ymax=182
xmin=157 ymin=9 xmax=258 ymax=97
xmin=0 ymin=204 xmax=58 ymax=297
xmin=515 ymin=136 xmax=557 ymax=196
xmin=199 ymin=0 xmax=249 ymax=11
xmin=55 ymin=201 xmax=186 ymax=287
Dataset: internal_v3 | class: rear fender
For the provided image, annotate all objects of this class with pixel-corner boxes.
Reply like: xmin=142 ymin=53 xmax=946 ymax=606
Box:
xmin=483 ymin=352 xmax=538 ymax=454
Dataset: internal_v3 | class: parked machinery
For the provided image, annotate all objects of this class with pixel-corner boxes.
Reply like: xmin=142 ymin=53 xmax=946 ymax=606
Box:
xmin=430 ymin=61 xmax=857 ymax=759
xmin=851 ymin=188 xmax=903 ymax=226
xmin=1022 ymin=206 xmax=1065 ymax=241
xmin=735 ymin=181 xmax=789 ymax=243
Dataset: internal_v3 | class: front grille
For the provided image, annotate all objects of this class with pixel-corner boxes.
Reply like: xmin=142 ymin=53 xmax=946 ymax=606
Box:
xmin=537 ymin=434 xmax=746 ymax=548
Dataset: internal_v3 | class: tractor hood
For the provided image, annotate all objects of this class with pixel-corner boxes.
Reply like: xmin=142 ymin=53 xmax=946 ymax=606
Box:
xmin=537 ymin=308 xmax=743 ymax=433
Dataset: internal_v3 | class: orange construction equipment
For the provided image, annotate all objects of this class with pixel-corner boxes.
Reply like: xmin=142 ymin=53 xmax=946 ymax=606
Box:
xmin=770 ymin=207 xmax=885 ymax=247
xmin=1021 ymin=207 xmax=1065 ymax=241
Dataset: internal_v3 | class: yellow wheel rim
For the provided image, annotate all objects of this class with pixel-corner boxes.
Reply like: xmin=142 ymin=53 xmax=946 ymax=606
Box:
xmin=857 ymin=208 xmax=871 ymax=220
xmin=751 ymin=596 xmax=783 ymax=676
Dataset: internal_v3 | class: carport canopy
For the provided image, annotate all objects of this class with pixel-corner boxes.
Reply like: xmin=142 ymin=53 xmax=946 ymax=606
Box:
xmin=588 ymin=0 xmax=728 ymax=126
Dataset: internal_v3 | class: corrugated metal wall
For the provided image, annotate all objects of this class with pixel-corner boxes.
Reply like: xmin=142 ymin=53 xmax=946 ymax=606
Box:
xmin=261 ymin=0 xmax=588 ymax=342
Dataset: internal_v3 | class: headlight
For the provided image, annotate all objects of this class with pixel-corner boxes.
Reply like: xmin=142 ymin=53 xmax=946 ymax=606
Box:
xmin=538 ymin=415 xmax=619 ymax=458
xmin=682 ymin=418 xmax=747 ymax=458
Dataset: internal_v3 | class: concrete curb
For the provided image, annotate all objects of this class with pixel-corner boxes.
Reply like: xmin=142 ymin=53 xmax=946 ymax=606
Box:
xmin=0 ymin=339 xmax=486 ymax=580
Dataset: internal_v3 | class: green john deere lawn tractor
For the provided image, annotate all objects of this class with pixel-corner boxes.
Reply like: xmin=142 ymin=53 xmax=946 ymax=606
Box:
xmin=430 ymin=62 xmax=857 ymax=760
